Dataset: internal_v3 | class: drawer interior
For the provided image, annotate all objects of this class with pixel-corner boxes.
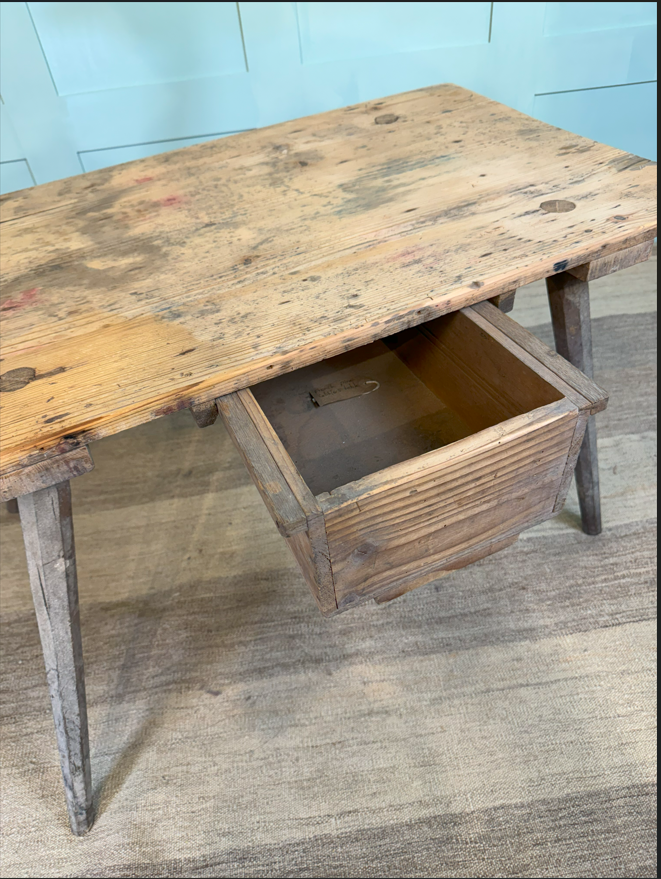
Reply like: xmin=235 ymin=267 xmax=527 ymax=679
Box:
xmin=252 ymin=310 xmax=564 ymax=496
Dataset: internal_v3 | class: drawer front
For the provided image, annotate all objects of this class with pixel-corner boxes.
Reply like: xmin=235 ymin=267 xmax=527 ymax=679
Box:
xmin=218 ymin=302 xmax=608 ymax=616
xmin=319 ymin=400 xmax=577 ymax=609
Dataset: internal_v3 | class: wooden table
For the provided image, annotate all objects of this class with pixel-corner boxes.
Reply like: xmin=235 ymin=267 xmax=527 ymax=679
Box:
xmin=0 ymin=84 xmax=656 ymax=835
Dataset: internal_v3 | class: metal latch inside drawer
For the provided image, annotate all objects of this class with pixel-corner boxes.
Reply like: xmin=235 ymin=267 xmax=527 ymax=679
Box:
xmin=310 ymin=378 xmax=379 ymax=407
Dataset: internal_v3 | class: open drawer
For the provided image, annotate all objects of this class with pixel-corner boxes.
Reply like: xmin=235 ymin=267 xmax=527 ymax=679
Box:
xmin=217 ymin=302 xmax=607 ymax=616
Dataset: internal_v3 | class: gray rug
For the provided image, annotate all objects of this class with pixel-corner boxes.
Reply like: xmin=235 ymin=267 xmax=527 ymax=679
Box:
xmin=0 ymin=255 xmax=656 ymax=878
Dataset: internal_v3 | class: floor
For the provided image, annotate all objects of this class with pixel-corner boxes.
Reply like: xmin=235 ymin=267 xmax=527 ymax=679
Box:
xmin=0 ymin=253 xmax=656 ymax=878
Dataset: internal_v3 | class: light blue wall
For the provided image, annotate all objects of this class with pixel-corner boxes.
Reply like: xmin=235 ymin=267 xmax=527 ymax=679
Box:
xmin=0 ymin=2 xmax=657 ymax=194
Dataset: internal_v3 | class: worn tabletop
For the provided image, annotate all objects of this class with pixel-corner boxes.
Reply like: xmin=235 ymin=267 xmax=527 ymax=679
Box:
xmin=0 ymin=83 xmax=656 ymax=478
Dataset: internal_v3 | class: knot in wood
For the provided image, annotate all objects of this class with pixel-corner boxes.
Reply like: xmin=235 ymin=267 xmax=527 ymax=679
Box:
xmin=0 ymin=367 xmax=36 ymax=392
xmin=540 ymin=199 xmax=576 ymax=213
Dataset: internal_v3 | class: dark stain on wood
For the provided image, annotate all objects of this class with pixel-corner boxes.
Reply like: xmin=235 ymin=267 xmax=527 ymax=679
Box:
xmin=612 ymin=154 xmax=655 ymax=173
xmin=558 ymin=142 xmax=595 ymax=155
xmin=153 ymin=398 xmax=195 ymax=418
xmin=40 ymin=366 xmax=68 ymax=381
xmin=0 ymin=366 xmax=67 ymax=392
xmin=1 ymin=239 xmax=165 ymax=307
xmin=0 ymin=367 xmax=37 ymax=392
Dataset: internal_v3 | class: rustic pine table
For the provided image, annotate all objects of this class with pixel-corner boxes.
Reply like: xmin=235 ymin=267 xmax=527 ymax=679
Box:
xmin=0 ymin=85 xmax=656 ymax=835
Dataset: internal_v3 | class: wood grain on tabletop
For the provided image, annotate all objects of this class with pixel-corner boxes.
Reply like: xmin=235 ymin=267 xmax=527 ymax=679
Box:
xmin=0 ymin=83 xmax=656 ymax=478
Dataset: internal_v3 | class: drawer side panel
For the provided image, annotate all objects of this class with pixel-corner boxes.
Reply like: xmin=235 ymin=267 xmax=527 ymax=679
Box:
xmin=218 ymin=390 xmax=337 ymax=615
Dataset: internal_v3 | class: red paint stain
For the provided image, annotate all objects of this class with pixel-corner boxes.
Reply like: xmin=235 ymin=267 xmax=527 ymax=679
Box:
xmin=157 ymin=194 xmax=185 ymax=208
xmin=385 ymin=246 xmax=425 ymax=264
xmin=0 ymin=287 xmax=40 ymax=312
xmin=134 ymin=176 xmax=154 ymax=184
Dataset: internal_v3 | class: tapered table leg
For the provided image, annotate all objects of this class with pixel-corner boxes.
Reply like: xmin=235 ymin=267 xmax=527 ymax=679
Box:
xmin=17 ymin=482 xmax=94 ymax=834
xmin=546 ymin=272 xmax=602 ymax=535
